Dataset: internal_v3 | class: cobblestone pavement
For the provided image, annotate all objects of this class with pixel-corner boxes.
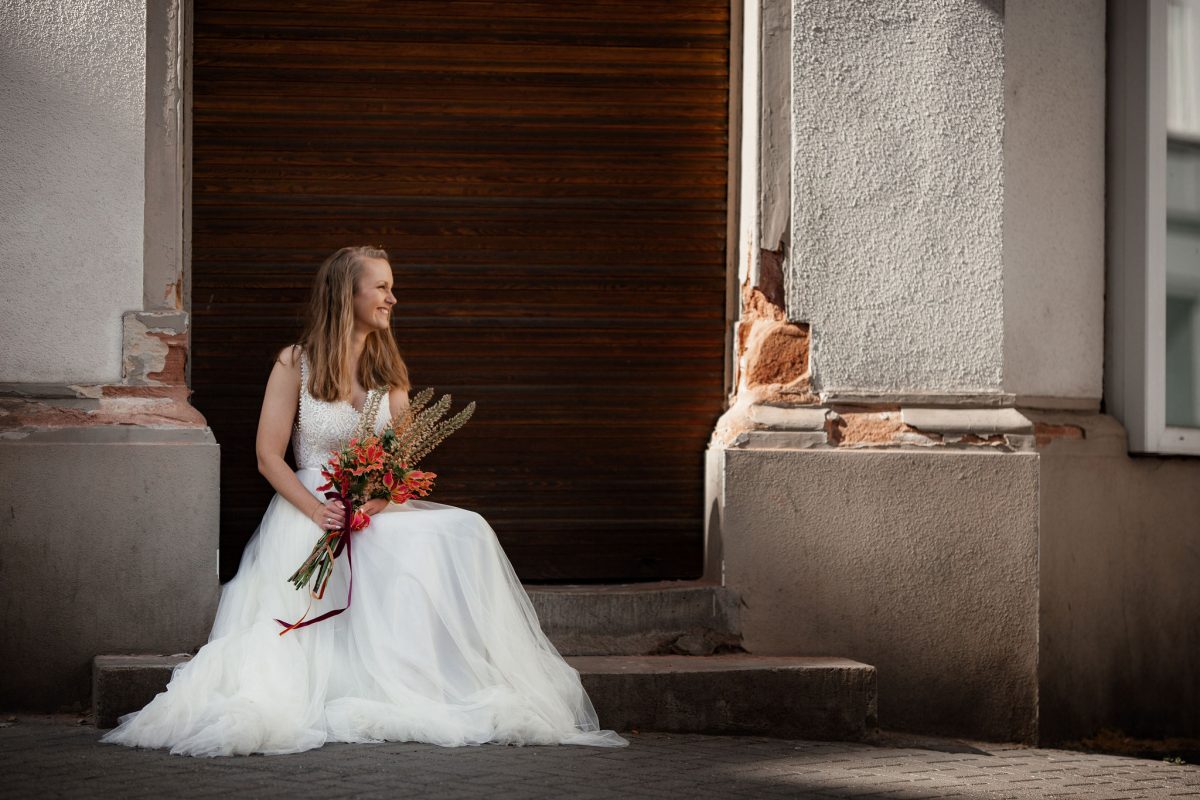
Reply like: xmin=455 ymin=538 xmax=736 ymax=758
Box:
xmin=1 ymin=715 xmax=1197 ymax=799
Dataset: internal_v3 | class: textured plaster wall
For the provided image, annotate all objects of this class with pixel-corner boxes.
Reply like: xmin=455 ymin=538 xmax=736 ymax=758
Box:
xmin=1001 ymin=0 xmax=1105 ymax=403
xmin=721 ymin=448 xmax=1040 ymax=742
xmin=0 ymin=0 xmax=147 ymax=383
xmin=1039 ymin=418 xmax=1200 ymax=741
xmin=788 ymin=0 xmax=1005 ymax=397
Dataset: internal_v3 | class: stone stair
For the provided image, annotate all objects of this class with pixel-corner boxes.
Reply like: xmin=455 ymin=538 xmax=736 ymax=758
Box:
xmin=525 ymin=580 xmax=744 ymax=656
xmin=94 ymin=581 xmax=878 ymax=739
xmin=93 ymin=654 xmax=191 ymax=729
xmin=572 ymin=654 xmax=875 ymax=739
xmin=526 ymin=581 xmax=876 ymax=739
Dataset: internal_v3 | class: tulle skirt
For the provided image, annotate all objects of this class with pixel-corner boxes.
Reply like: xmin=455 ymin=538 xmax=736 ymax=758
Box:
xmin=99 ymin=467 xmax=627 ymax=757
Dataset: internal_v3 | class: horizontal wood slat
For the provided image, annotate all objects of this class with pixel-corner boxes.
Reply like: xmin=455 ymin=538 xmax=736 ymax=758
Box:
xmin=193 ymin=0 xmax=729 ymax=582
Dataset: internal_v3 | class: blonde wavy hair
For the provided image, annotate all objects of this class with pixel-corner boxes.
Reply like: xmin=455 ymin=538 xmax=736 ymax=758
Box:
xmin=292 ymin=245 xmax=411 ymax=402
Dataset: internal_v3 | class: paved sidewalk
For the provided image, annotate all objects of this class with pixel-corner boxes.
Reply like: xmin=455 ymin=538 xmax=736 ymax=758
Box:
xmin=1 ymin=714 xmax=1196 ymax=799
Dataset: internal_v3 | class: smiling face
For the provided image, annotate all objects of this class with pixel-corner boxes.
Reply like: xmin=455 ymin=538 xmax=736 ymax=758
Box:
xmin=352 ymin=257 xmax=397 ymax=333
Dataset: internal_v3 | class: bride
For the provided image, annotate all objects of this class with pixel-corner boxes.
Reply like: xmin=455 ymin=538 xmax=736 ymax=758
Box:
xmin=100 ymin=245 xmax=628 ymax=757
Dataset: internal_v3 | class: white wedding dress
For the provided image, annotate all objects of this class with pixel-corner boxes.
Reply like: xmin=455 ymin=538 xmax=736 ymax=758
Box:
xmin=100 ymin=351 xmax=627 ymax=757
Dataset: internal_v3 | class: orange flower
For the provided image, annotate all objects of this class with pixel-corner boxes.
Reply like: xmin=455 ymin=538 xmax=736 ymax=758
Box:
xmin=403 ymin=469 xmax=436 ymax=497
xmin=345 ymin=439 xmax=385 ymax=477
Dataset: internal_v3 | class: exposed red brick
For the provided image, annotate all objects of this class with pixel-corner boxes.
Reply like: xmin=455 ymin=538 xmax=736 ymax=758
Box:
xmin=752 ymin=382 xmax=819 ymax=406
xmin=726 ymin=266 xmax=820 ymax=410
xmin=827 ymin=406 xmax=943 ymax=447
xmin=737 ymin=314 xmax=753 ymax=355
xmin=745 ymin=322 xmax=809 ymax=387
xmin=736 ymin=275 xmax=814 ymax=402
xmin=91 ymin=398 xmax=208 ymax=427
xmin=1 ymin=308 xmax=208 ymax=433
xmin=0 ymin=387 xmax=207 ymax=431
xmin=1034 ymin=422 xmax=1085 ymax=449
xmin=145 ymin=330 xmax=188 ymax=385
xmin=0 ymin=400 xmax=93 ymax=428
xmin=826 ymin=413 xmax=846 ymax=446
xmin=740 ymin=284 xmax=786 ymax=323
xmin=957 ymin=433 xmax=1007 ymax=446
xmin=101 ymin=384 xmax=187 ymax=399
xmin=829 ymin=407 xmax=898 ymax=446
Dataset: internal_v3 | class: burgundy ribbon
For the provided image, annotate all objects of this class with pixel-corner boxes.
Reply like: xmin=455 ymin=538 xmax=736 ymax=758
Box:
xmin=274 ymin=490 xmax=356 ymax=634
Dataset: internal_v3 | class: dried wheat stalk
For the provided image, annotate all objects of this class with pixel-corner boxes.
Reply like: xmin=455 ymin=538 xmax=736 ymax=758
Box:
xmin=382 ymin=389 xmax=474 ymax=466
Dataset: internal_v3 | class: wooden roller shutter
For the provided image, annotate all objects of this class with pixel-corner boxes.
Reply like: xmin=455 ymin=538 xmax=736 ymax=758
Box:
xmin=191 ymin=1 xmax=730 ymax=582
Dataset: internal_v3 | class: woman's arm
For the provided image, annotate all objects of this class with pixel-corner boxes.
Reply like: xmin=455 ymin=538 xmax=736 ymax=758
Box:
xmin=387 ymin=384 xmax=411 ymax=423
xmin=255 ymin=345 xmax=345 ymax=525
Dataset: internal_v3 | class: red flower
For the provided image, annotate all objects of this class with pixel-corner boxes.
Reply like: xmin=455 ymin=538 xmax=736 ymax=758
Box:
xmin=316 ymin=467 xmax=337 ymax=492
xmin=344 ymin=438 xmax=386 ymax=477
xmin=405 ymin=470 xmax=436 ymax=496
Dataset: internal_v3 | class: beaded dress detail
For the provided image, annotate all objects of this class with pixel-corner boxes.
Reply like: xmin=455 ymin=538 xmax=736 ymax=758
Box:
xmin=100 ymin=348 xmax=626 ymax=756
xmin=293 ymin=350 xmax=388 ymax=470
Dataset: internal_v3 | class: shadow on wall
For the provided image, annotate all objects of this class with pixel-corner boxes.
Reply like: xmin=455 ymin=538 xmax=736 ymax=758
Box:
xmin=1038 ymin=417 xmax=1200 ymax=743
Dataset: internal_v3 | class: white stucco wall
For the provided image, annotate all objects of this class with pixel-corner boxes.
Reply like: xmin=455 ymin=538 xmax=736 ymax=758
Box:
xmin=1001 ymin=0 xmax=1105 ymax=404
xmin=0 ymin=0 xmax=146 ymax=383
xmin=788 ymin=0 xmax=1006 ymax=397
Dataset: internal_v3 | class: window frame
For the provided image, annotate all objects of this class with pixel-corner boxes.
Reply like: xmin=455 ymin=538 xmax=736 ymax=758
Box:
xmin=1107 ymin=0 xmax=1200 ymax=454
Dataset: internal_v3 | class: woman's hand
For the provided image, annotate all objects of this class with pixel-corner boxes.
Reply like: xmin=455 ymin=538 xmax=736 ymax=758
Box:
xmin=310 ymin=498 xmax=347 ymax=531
xmin=357 ymin=497 xmax=389 ymax=517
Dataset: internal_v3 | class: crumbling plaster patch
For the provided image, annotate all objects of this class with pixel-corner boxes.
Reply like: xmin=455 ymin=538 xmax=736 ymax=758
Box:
xmin=743 ymin=319 xmax=810 ymax=389
xmin=712 ymin=385 xmax=1074 ymax=452
xmin=1032 ymin=421 xmax=1087 ymax=449
xmin=735 ymin=258 xmax=817 ymax=407
xmin=826 ymin=407 xmax=942 ymax=448
xmin=122 ymin=310 xmax=188 ymax=385
xmin=0 ymin=310 xmax=203 ymax=434
xmin=713 ymin=1 xmax=1093 ymax=454
xmin=0 ymin=387 xmax=205 ymax=437
xmin=718 ymin=249 xmax=1037 ymax=451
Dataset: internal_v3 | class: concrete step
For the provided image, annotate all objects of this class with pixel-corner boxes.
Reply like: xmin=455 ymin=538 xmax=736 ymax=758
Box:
xmin=95 ymin=653 xmax=877 ymax=740
xmin=93 ymin=654 xmax=191 ymax=728
xmin=524 ymin=581 xmax=743 ymax=656
xmin=569 ymin=655 xmax=877 ymax=740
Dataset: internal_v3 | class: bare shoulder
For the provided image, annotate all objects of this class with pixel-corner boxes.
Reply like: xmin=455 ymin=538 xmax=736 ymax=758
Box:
xmin=387 ymin=384 xmax=411 ymax=417
xmin=275 ymin=344 xmax=302 ymax=370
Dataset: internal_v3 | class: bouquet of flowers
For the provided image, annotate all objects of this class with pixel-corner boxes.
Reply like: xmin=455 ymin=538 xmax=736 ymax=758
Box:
xmin=276 ymin=388 xmax=475 ymax=634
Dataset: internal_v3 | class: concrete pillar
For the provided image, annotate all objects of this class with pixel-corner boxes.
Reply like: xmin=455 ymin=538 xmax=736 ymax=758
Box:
xmin=0 ymin=0 xmax=219 ymax=712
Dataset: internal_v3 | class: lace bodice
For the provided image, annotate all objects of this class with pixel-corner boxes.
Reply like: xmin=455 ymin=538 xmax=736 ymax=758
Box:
xmin=292 ymin=349 xmax=392 ymax=470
